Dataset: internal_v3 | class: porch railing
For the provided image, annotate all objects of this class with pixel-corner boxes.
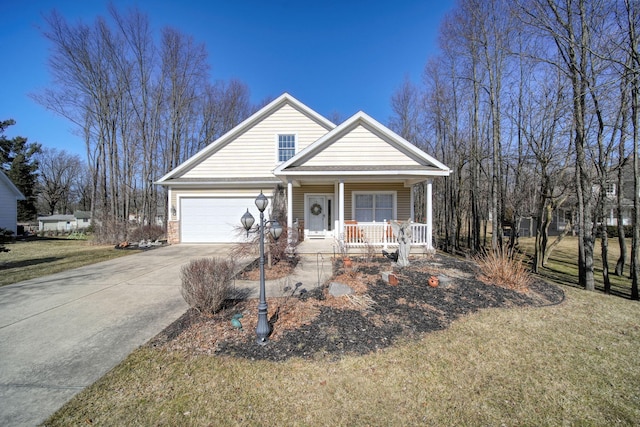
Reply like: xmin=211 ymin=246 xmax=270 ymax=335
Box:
xmin=343 ymin=221 xmax=430 ymax=248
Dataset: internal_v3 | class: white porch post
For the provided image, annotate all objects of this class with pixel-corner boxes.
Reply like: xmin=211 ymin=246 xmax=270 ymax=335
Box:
xmin=339 ymin=180 xmax=345 ymax=243
xmin=426 ymin=179 xmax=433 ymax=250
xmin=287 ymin=180 xmax=293 ymax=244
xmin=410 ymin=185 xmax=415 ymax=222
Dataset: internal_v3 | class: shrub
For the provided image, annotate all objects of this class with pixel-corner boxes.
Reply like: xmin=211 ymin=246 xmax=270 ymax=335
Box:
xmin=475 ymin=250 xmax=532 ymax=292
xmin=605 ymin=225 xmax=633 ymax=238
xmin=129 ymin=224 xmax=165 ymax=242
xmin=0 ymin=228 xmax=14 ymax=253
xmin=181 ymin=257 xmax=236 ymax=314
xmin=231 ymin=224 xmax=297 ymax=267
xmin=93 ymin=218 xmax=128 ymax=244
xmin=0 ymin=227 xmax=13 ymax=243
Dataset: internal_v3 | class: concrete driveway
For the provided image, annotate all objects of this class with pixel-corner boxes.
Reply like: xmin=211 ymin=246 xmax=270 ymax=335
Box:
xmin=0 ymin=244 xmax=233 ymax=427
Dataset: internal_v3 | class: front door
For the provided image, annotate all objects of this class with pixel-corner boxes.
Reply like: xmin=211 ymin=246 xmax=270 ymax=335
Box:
xmin=308 ymin=195 xmax=326 ymax=237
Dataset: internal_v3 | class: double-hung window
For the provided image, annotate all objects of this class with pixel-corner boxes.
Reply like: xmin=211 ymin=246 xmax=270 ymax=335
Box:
xmin=354 ymin=193 xmax=394 ymax=222
xmin=278 ymin=134 xmax=296 ymax=162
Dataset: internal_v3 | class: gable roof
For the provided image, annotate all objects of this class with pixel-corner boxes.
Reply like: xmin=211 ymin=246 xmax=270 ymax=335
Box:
xmin=274 ymin=111 xmax=451 ymax=177
xmin=156 ymin=93 xmax=336 ymax=183
xmin=0 ymin=170 xmax=25 ymax=200
xmin=74 ymin=210 xmax=92 ymax=219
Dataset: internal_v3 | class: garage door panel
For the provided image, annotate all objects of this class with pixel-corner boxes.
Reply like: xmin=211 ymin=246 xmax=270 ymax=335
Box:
xmin=180 ymin=197 xmax=269 ymax=243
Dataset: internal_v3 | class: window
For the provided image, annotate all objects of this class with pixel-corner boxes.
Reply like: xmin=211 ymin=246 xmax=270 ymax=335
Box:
xmin=354 ymin=193 xmax=394 ymax=222
xmin=606 ymin=182 xmax=616 ymax=197
xmin=278 ymin=134 xmax=296 ymax=162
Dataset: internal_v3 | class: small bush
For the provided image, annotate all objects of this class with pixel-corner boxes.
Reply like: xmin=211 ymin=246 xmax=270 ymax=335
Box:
xmin=93 ymin=218 xmax=128 ymax=244
xmin=605 ymin=225 xmax=633 ymax=238
xmin=129 ymin=224 xmax=165 ymax=242
xmin=231 ymin=224 xmax=297 ymax=266
xmin=181 ymin=257 xmax=236 ymax=314
xmin=476 ymin=250 xmax=532 ymax=292
xmin=0 ymin=227 xmax=14 ymax=243
xmin=1 ymin=228 xmax=15 ymax=253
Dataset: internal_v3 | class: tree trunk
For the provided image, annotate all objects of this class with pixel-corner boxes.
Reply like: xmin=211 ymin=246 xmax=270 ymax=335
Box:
xmin=615 ymin=76 xmax=629 ymax=276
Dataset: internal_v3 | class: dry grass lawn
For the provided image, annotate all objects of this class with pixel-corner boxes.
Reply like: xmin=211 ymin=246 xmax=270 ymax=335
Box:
xmin=518 ymin=236 xmax=635 ymax=297
xmin=45 ymin=285 xmax=640 ymax=426
xmin=0 ymin=238 xmax=137 ymax=286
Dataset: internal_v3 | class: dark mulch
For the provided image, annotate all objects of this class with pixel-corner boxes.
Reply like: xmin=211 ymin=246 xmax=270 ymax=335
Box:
xmin=149 ymin=252 xmax=564 ymax=362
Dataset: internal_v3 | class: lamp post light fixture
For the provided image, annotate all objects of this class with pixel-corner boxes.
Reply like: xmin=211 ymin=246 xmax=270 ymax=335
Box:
xmin=241 ymin=191 xmax=283 ymax=344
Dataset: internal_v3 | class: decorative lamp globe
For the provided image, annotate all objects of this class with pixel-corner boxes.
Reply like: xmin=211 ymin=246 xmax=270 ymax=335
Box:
xmin=255 ymin=192 xmax=268 ymax=212
xmin=270 ymin=220 xmax=283 ymax=240
xmin=241 ymin=209 xmax=255 ymax=234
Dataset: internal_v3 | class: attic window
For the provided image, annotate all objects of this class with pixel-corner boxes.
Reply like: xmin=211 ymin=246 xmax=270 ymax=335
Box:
xmin=278 ymin=134 xmax=296 ymax=162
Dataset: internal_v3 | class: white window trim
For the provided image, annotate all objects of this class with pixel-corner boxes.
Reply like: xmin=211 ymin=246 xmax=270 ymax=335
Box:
xmin=351 ymin=191 xmax=397 ymax=222
xmin=275 ymin=133 xmax=297 ymax=164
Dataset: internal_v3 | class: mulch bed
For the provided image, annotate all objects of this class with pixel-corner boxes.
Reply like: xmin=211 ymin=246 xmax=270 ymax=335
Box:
xmin=149 ymin=252 xmax=565 ymax=362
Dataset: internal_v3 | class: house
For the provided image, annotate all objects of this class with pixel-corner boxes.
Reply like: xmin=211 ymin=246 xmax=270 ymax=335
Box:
xmin=156 ymin=94 xmax=450 ymax=249
xmin=38 ymin=211 xmax=92 ymax=232
xmin=602 ymin=161 xmax=637 ymax=227
xmin=0 ymin=170 xmax=25 ymax=235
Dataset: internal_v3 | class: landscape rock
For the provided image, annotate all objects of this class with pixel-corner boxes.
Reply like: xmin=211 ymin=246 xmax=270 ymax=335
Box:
xmin=328 ymin=281 xmax=354 ymax=297
xmin=381 ymin=271 xmax=399 ymax=286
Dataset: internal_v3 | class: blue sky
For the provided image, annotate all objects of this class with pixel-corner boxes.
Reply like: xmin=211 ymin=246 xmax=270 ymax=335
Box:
xmin=1 ymin=0 xmax=454 ymax=158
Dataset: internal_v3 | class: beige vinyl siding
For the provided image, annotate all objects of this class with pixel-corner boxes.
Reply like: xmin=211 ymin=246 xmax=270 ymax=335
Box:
xmin=345 ymin=183 xmax=411 ymax=220
xmin=292 ymin=184 xmax=334 ymax=221
xmin=182 ymin=104 xmax=329 ymax=179
xmin=304 ymin=125 xmax=423 ymax=167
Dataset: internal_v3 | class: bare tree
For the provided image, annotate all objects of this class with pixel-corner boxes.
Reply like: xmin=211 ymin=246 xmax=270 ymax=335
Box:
xmin=35 ymin=6 xmax=255 ymax=242
xmin=36 ymin=148 xmax=84 ymax=215
xmin=621 ymin=0 xmax=640 ymax=298
xmin=160 ymin=26 xmax=209 ymax=170
xmin=614 ymin=72 xmax=630 ymax=277
xmin=199 ymin=79 xmax=252 ymax=149
xmin=520 ymin=0 xmax=611 ymax=291
xmin=389 ymin=77 xmax=423 ymax=143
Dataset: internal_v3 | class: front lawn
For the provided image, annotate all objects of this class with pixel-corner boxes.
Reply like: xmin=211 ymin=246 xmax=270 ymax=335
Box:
xmin=45 ymin=255 xmax=640 ymax=426
xmin=0 ymin=237 xmax=138 ymax=286
xmin=518 ymin=236 xmax=635 ymax=297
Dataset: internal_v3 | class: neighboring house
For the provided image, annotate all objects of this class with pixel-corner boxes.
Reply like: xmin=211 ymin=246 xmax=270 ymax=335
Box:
xmin=0 ymin=170 xmax=25 ymax=235
xmin=517 ymin=208 xmax=574 ymax=238
xmin=74 ymin=210 xmax=92 ymax=229
xmin=157 ymin=93 xmax=451 ymax=249
xmin=518 ymin=160 xmax=637 ymax=237
xmin=38 ymin=211 xmax=92 ymax=232
xmin=602 ymin=162 xmax=637 ymax=227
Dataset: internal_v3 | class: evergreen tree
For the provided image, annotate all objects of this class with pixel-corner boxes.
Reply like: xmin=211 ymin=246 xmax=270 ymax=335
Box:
xmin=0 ymin=119 xmax=42 ymax=222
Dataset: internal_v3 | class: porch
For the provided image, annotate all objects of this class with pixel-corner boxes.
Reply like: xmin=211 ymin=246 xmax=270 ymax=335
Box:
xmin=284 ymin=180 xmax=435 ymax=250
xmin=343 ymin=221 xmax=430 ymax=248
xmin=297 ymin=222 xmax=432 ymax=256
xmin=272 ymin=112 xmax=449 ymax=253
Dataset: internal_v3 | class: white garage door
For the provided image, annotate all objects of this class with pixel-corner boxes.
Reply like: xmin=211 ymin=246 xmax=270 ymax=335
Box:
xmin=180 ymin=197 xmax=266 ymax=243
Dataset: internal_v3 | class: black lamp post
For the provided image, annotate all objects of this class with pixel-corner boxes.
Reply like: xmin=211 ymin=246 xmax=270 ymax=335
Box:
xmin=241 ymin=192 xmax=283 ymax=344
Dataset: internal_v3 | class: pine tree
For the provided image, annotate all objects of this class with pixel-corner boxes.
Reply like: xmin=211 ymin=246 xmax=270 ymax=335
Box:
xmin=0 ymin=120 xmax=42 ymax=222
